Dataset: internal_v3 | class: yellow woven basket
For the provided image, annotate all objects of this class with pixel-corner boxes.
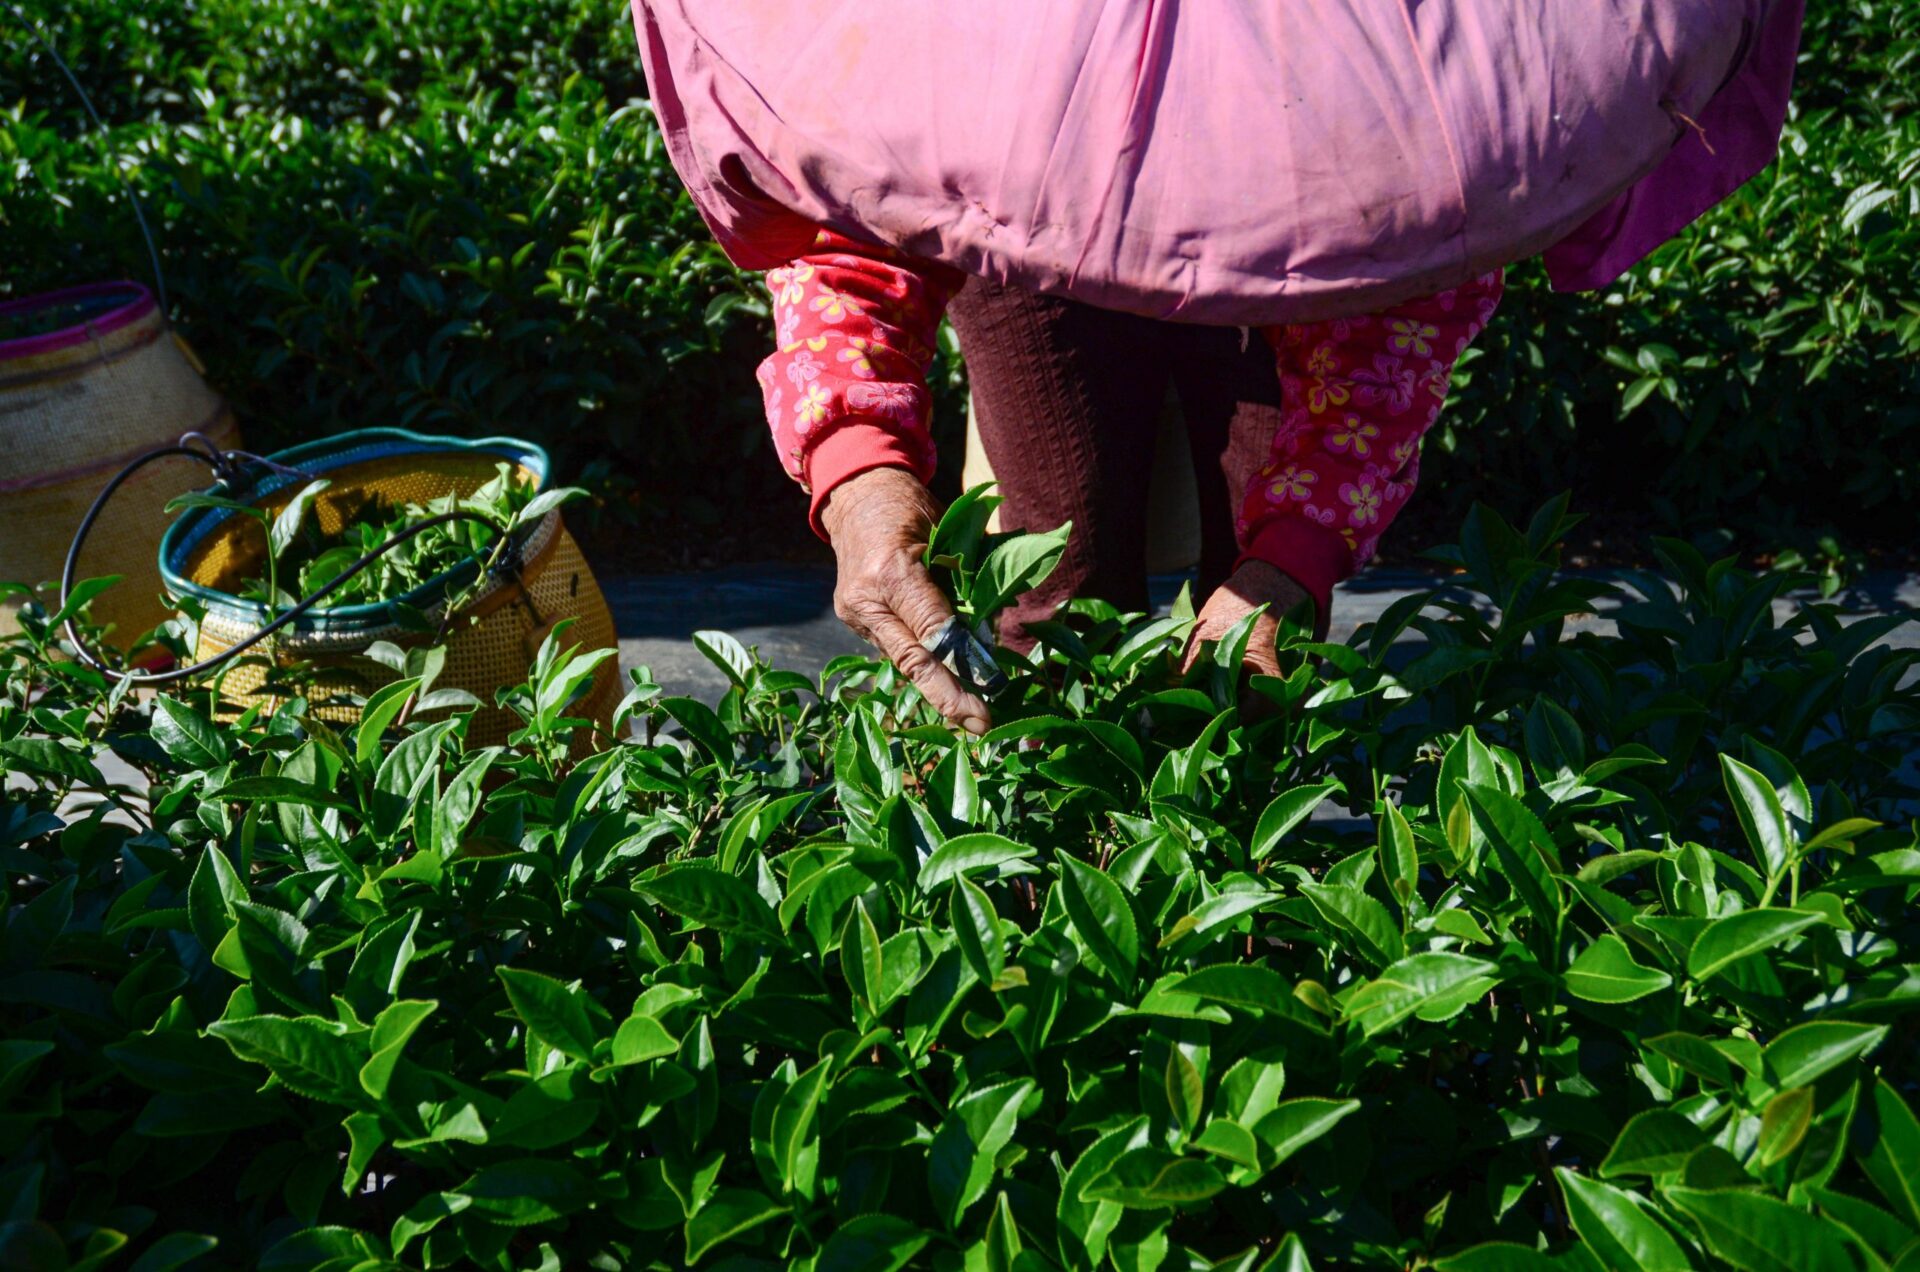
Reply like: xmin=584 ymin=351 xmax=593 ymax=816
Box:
xmin=156 ymin=429 xmax=620 ymax=748
xmin=0 ymin=282 xmax=240 ymax=646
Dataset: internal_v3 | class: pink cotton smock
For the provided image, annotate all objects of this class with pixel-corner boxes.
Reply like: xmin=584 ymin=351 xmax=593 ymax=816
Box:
xmin=634 ymin=0 xmax=1802 ymax=325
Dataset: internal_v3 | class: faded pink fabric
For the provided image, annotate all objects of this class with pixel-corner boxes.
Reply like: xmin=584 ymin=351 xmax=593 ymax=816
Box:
xmin=634 ymin=0 xmax=1801 ymax=323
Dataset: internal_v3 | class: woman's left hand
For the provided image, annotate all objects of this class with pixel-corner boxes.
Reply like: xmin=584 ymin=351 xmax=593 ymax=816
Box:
xmin=1180 ymin=560 xmax=1314 ymax=679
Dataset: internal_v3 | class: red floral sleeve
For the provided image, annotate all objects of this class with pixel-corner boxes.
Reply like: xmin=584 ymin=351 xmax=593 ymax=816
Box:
xmin=1241 ymin=271 xmax=1506 ymax=611
xmin=757 ymin=230 xmax=966 ymax=536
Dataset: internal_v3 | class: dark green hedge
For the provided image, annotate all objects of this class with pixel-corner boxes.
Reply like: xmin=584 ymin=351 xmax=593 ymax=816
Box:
xmin=1439 ymin=0 xmax=1918 ymax=566
xmin=2 ymin=0 xmax=1914 ymax=562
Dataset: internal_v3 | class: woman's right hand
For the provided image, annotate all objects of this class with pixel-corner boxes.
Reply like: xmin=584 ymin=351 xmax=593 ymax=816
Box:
xmin=820 ymin=467 xmax=992 ymax=735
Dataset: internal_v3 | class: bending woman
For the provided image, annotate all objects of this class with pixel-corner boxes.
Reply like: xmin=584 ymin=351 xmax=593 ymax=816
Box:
xmin=634 ymin=0 xmax=1802 ymax=732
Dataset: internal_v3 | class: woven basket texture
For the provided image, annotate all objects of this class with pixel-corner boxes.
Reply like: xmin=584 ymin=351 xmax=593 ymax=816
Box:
xmin=1 ymin=282 xmax=238 ymax=644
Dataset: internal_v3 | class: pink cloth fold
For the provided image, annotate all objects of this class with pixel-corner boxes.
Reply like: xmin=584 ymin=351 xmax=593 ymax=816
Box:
xmin=635 ymin=0 xmax=1800 ymax=323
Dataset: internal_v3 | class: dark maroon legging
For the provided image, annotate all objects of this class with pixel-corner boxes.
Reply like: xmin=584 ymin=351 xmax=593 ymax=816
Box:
xmin=946 ymin=276 xmax=1283 ymax=647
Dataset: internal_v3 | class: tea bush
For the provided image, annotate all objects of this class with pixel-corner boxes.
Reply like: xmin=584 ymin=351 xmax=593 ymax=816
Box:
xmin=3 ymin=499 xmax=1918 ymax=1269
xmin=2 ymin=0 xmax=1916 ymax=559
xmin=1441 ymin=0 xmax=1920 ymax=564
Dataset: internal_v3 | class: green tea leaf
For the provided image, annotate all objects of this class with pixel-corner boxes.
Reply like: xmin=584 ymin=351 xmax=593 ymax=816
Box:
xmin=360 ymin=998 xmax=436 ymax=1099
xmin=1555 ymin=1168 xmax=1690 ymax=1272
xmin=1212 ymin=602 xmax=1269 ymax=679
xmin=188 ymin=844 xmax=245 ymax=955
xmin=1251 ymin=779 xmax=1343 ymax=861
xmin=102 ymin=1027 xmax=252 ymax=1096
xmin=1564 ymin=934 xmax=1672 ymax=1003
xmin=1082 ymin=1148 xmax=1227 ymax=1208
xmin=661 ymin=696 xmax=734 ymax=766
xmin=843 ymin=898 xmax=885 ymax=1018
xmin=1463 ymin=784 xmax=1563 ymax=933
xmin=1858 ymin=1082 xmax=1920 ymax=1228
xmin=346 ymin=911 xmax=421 ymax=1011
xmin=1720 ymin=753 xmax=1794 ymax=881
xmin=1193 ymin=1123 xmax=1260 ymax=1172
xmin=258 ymin=1229 xmax=382 ymax=1270
xmin=342 ymin=1111 xmax=386 ymax=1195
xmin=1262 ymin=1234 xmax=1315 ymax=1272
xmin=1807 ymin=1187 xmax=1916 ymax=1266
xmin=1058 ymin=853 xmax=1139 ymax=986
xmin=950 ymin=875 xmax=1006 ymax=987
xmin=1599 ymin=1109 xmax=1708 ymax=1177
xmin=924 ymin=483 xmax=1002 ymax=572
xmin=1 ymin=737 xmax=104 ymax=788
xmin=151 ymin=697 xmax=230 ymax=768
xmin=534 ymin=645 xmax=614 ymax=731
xmin=981 ymin=1190 xmax=1022 ymax=1272
xmin=637 ymin=864 xmax=784 ymax=942
xmin=816 ymin=1215 xmax=932 ymax=1272
xmin=1643 ymin=1033 xmax=1737 ymax=1090
xmin=1438 ymin=727 xmax=1499 ymax=856
xmin=1433 ymin=1243 xmax=1563 ymax=1271
xmin=1164 ymin=1048 xmax=1204 ymax=1135
xmin=610 ymin=1014 xmax=679 ymax=1067
xmin=1799 ymin=818 xmax=1882 ymax=855
xmin=919 ymin=832 xmax=1037 ymax=893
xmin=971 ymin=521 xmax=1071 ymax=620
xmin=125 ymin=1233 xmax=219 ymax=1272
xmin=928 ymin=1079 xmax=1033 ymax=1229
xmin=511 ymin=485 xmax=586 ymax=529
xmin=355 ymin=676 xmax=422 ymax=765
xmin=1250 ymin=1098 xmax=1361 ymax=1170
xmin=269 ymin=479 xmax=331 ymax=559
xmin=928 ymin=742 xmax=982 ymax=830
xmin=1343 ymin=952 xmax=1501 ymax=1035
xmin=1059 ymin=1117 xmax=1147 ymax=1268
xmin=1300 ymin=882 xmax=1404 ymax=967
xmin=388 ymin=1192 xmax=471 ymax=1257
xmin=370 ymin=719 xmax=455 ymax=840
xmin=772 ymin=1056 xmax=832 ymax=1200
xmin=1211 ymin=1052 xmax=1288 ymax=1128
xmin=496 ymin=967 xmax=597 ymax=1063
xmin=1159 ymin=891 xmax=1281 ymax=952
xmin=1172 ymin=964 xmax=1294 ymax=1017
xmin=1756 ymin=1086 xmax=1815 ymax=1167
xmin=206 ymin=1015 xmax=364 ymax=1104
xmin=1666 ymin=1186 xmax=1856 ymax=1272
xmin=1524 ymin=696 xmax=1586 ymax=778
xmin=1761 ymin=1020 xmax=1887 ymax=1090
xmin=165 ymin=491 xmax=262 ymax=519
xmin=1687 ymin=908 xmax=1823 ymax=982
xmin=205 ymin=776 xmax=346 ymax=809
xmin=692 ymin=629 xmax=755 ymax=689
xmin=1377 ymin=800 xmax=1418 ymax=908
xmin=45 ymin=575 xmax=124 ymax=629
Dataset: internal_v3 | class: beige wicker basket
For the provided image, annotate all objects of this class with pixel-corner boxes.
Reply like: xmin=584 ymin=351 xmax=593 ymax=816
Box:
xmin=0 ymin=282 xmax=239 ymax=645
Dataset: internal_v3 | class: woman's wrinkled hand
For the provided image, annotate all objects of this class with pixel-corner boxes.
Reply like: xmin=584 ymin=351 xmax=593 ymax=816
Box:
xmin=1180 ymin=559 xmax=1315 ymax=680
xmin=820 ymin=467 xmax=992 ymax=735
